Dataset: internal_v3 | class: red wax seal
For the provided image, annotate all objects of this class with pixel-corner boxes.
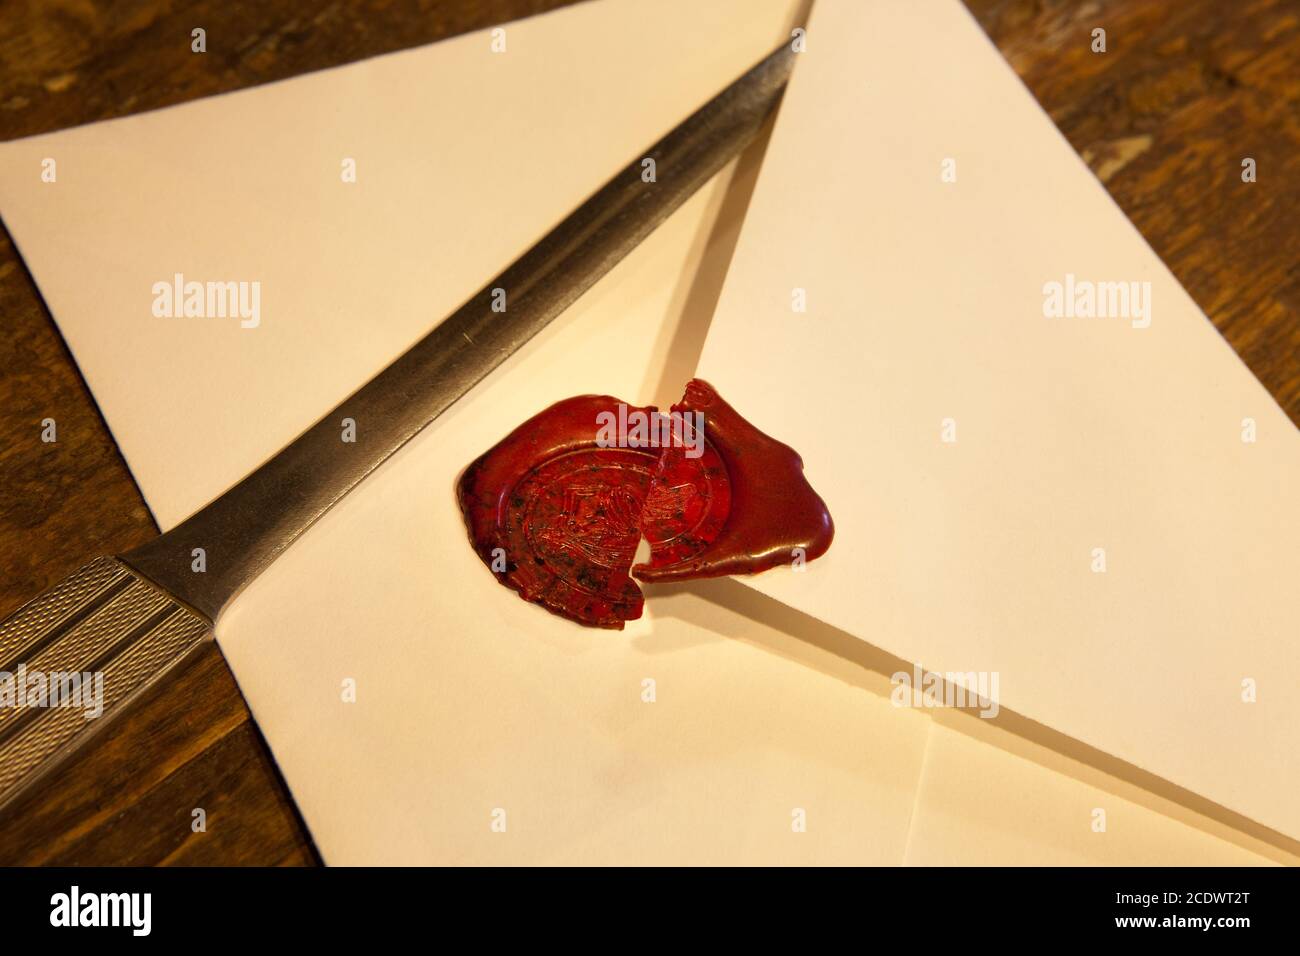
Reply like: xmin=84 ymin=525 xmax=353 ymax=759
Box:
xmin=458 ymin=396 xmax=657 ymax=628
xmin=634 ymin=379 xmax=833 ymax=581
xmin=458 ymin=380 xmax=833 ymax=628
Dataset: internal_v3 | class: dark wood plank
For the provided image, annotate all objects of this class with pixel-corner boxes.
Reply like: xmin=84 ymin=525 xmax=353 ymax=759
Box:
xmin=0 ymin=642 xmax=315 ymax=866
xmin=0 ymin=0 xmax=1295 ymax=864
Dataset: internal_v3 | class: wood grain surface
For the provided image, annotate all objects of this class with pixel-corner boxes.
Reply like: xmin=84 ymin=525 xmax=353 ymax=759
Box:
xmin=0 ymin=0 xmax=1296 ymax=865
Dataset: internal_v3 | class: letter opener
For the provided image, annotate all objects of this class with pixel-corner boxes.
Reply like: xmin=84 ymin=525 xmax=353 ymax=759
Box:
xmin=0 ymin=42 xmax=795 ymax=811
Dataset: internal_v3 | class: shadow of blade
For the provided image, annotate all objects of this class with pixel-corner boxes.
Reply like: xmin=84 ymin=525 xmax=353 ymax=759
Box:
xmin=641 ymin=111 xmax=779 ymax=408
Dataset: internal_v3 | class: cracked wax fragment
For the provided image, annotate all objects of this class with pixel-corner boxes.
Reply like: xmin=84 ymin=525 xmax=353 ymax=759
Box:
xmin=457 ymin=395 xmax=657 ymax=629
xmin=634 ymin=379 xmax=834 ymax=582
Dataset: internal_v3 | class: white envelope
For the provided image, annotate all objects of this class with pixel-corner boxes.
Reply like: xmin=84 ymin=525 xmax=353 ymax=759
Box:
xmin=0 ymin=0 xmax=1288 ymax=864
xmin=699 ymin=0 xmax=1300 ymax=849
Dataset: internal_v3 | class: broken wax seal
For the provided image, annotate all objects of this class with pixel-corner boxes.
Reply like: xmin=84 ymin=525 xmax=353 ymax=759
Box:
xmin=456 ymin=379 xmax=833 ymax=629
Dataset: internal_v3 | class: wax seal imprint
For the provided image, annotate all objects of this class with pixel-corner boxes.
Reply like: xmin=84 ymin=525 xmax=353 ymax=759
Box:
xmin=634 ymin=379 xmax=833 ymax=582
xmin=458 ymin=381 xmax=833 ymax=629
xmin=458 ymin=396 xmax=656 ymax=628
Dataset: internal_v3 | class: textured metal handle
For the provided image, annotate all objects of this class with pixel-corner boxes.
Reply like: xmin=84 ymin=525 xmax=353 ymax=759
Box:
xmin=0 ymin=556 xmax=211 ymax=811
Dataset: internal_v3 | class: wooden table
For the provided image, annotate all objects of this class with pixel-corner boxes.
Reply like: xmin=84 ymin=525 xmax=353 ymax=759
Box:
xmin=1 ymin=0 xmax=1296 ymax=864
